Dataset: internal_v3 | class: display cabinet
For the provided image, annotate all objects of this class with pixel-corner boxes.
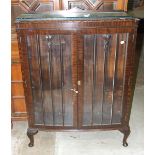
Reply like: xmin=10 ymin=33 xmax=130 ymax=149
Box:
xmin=16 ymin=11 xmax=139 ymax=147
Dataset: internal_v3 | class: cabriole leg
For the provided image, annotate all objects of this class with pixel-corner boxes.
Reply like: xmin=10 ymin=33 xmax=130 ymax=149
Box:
xmin=27 ymin=128 xmax=38 ymax=147
xmin=119 ymin=125 xmax=131 ymax=147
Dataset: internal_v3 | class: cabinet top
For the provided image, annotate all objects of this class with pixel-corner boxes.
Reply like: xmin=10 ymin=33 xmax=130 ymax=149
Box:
xmin=16 ymin=11 xmax=137 ymax=22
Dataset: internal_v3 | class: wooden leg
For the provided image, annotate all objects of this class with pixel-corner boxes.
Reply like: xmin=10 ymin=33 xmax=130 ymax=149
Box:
xmin=27 ymin=128 xmax=38 ymax=147
xmin=119 ymin=125 xmax=131 ymax=147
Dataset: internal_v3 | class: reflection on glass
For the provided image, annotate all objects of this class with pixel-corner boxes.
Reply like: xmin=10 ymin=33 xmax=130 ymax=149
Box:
xmin=83 ymin=33 xmax=128 ymax=126
xmin=27 ymin=34 xmax=73 ymax=126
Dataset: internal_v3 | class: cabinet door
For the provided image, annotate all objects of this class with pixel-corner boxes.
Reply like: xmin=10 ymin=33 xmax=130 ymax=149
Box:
xmin=25 ymin=34 xmax=77 ymax=128
xmin=79 ymin=33 xmax=129 ymax=128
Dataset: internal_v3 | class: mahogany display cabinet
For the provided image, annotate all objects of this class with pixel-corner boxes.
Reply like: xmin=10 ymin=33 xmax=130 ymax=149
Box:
xmin=16 ymin=11 xmax=139 ymax=147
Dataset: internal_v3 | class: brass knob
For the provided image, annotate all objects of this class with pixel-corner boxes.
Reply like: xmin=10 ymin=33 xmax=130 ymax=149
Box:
xmin=120 ymin=41 xmax=125 ymax=44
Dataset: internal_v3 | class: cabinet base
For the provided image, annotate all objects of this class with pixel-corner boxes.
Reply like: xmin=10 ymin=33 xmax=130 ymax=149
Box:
xmin=26 ymin=126 xmax=131 ymax=147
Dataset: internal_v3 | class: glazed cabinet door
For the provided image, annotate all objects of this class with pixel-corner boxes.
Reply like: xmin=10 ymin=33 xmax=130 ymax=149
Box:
xmin=78 ymin=33 xmax=129 ymax=128
xmin=23 ymin=33 xmax=77 ymax=128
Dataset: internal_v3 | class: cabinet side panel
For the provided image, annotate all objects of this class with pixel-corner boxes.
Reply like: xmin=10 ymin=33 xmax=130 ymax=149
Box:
xmin=17 ymin=33 xmax=35 ymax=125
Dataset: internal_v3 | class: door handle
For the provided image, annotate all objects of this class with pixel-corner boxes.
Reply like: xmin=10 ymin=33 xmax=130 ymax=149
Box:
xmin=70 ymin=88 xmax=78 ymax=94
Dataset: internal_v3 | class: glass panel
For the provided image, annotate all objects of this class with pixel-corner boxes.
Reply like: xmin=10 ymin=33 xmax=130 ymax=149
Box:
xmin=92 ymin=35 xmax=105 ymax=125
xmin=27 ymin=34 xmax=73 ymax=126
xmin=27 ymin=35 xmax=44 ymax=125
xmin=83 ymin=35 xmax=94 ymax=126
xmin=61 ymin=36 xmax=73 ymax=126
xmin=112 ymin=33 xmax=128 ymax=124
xmin=39 ymin=35 xmax=54 ymax=126
xmin=102 ymin=34 xmax=116 ymax=125
xmin=83 ymin=34 xmax=127 ymax=126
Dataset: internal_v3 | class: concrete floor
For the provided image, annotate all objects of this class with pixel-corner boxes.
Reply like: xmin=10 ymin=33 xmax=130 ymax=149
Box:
xmin=11 ymin=51 xmax=144 ymax=155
